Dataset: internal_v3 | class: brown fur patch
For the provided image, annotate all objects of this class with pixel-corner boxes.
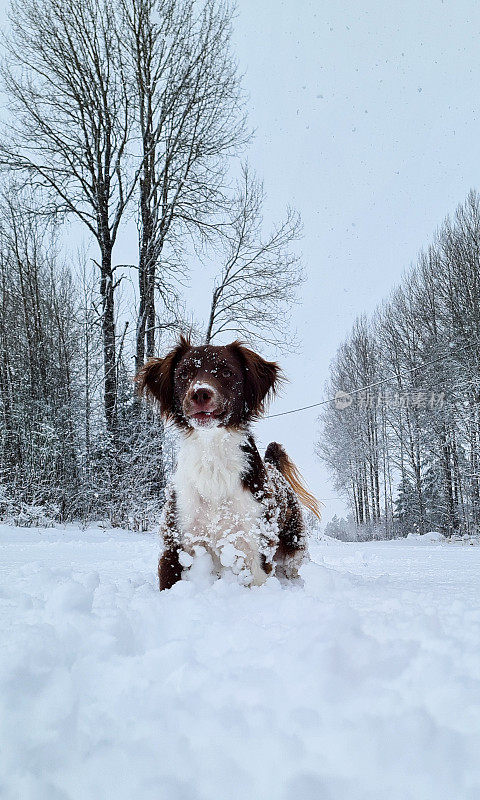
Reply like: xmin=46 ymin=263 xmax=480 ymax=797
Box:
xmin=134 ymin=335 xmax=191 ymax=422
xmin=228 ymin=341 xmax=282 ymax=418
xmin=240 ymin=435 xmax=268 ymax=495
xmin=158 ymin=547 xmax=183 ymax=590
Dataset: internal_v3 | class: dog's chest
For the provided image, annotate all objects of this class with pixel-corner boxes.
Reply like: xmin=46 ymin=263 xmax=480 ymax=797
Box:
xmin=173 ymin=428 xmax=262 ymax=544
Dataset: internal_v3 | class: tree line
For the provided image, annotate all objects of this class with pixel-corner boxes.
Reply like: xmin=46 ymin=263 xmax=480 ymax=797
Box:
xmin=319 ymin=191 xmax=480 ymax=539
xmin=0 ymin=0 xmax=302 ymax=526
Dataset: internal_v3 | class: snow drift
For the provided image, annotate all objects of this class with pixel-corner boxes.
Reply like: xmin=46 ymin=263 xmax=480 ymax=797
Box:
xmin=0 ymin=525 xmax=479 ymax=800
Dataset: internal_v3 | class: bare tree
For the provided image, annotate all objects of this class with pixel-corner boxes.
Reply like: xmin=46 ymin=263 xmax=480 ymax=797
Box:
xmin=204 ymin=166 xmax=303 ymax=348
xmin=122 ymin=0 xmax=248 ymax=371
xmin=1 ymin=0 xmax=137 ymax=432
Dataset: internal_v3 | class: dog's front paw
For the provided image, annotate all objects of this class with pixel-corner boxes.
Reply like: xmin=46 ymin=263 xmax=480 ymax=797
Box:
xmin=248 ymin=563 xmax=268 ymax=586
xmin=219 ymin=541 xmax=243 ymax=572
xmin=219 ymin=540 xmax=267 ymax=586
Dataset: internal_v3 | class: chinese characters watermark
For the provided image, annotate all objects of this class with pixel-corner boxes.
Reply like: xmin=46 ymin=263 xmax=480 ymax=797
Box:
xmin=334 ymin=389 xmax=446 ymax=411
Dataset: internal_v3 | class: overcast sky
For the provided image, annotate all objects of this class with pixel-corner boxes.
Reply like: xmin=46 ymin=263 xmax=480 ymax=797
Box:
xmin=2 ymin=0 xmax=480 ymax=522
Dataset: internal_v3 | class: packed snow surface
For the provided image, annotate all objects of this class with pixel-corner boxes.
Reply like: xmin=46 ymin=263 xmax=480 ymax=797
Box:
xmin=1 ymin=525 xmax=479 ymax=800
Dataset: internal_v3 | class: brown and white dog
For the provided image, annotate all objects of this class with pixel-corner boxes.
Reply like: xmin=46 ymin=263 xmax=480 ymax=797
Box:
xmin=135 ymin=336 xmax=320 ymax=590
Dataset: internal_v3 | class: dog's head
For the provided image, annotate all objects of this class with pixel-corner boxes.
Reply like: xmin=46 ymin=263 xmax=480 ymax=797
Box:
xmin=135 ymin=336 xmax=281 ymax=429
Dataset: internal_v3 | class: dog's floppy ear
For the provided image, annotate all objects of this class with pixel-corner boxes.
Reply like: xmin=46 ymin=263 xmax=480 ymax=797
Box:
xmin=229 ymin=341 xmax=281 ymax=417
xmin=135 ymin=335 xmax=191 ymax=417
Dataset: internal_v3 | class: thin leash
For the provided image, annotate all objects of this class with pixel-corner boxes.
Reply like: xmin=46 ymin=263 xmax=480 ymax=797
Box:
xmin=265 ymin=342 xmax=480 ymax=419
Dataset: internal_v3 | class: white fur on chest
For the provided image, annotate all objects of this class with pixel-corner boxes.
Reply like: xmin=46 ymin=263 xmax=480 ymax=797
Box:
xmin=173 ymin=427 xmax=262 ymax=547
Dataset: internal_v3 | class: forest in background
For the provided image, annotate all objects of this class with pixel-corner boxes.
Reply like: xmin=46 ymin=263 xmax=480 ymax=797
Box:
xmin=0 ymin=0 xmax=302 ymax=527
xmin=320 ymin=191 xmax=480 ymax=539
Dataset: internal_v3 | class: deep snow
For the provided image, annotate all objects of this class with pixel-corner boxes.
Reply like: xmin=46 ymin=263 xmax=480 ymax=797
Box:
xmin=1 ymin=524 xmax=479 ymax=800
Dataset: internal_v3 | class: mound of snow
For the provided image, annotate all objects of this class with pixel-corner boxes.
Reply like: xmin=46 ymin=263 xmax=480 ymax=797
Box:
xmin=1 ymin=524 xmax=479 ymax=800
xmin=406 ymin=530 xmax=446 ymax=544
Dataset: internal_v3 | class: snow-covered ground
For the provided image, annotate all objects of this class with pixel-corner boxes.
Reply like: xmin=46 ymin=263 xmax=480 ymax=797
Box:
xmin=1 ymin=525 xmax=479 ymax=800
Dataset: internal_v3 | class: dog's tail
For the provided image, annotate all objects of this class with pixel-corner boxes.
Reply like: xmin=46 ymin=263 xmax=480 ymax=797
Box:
xmin=264 ymin=442 xmax=321 ymax=520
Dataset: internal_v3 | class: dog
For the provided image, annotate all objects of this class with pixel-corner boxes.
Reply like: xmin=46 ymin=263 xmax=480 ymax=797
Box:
xmin=135 ymin=336 xmax=320 ymax=590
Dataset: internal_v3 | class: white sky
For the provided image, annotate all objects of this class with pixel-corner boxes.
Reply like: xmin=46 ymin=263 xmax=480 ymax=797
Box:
xmin=3 ymin=0 xmax=480 ymax=522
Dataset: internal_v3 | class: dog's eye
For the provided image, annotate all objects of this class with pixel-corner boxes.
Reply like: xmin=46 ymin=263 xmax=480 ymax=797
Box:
xmin=221 ymin=368 xmax=232 ymax=378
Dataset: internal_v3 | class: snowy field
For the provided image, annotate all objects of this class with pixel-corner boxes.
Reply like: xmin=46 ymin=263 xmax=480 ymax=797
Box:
xmin=1 ymin=525 xmax=479 ymax=800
